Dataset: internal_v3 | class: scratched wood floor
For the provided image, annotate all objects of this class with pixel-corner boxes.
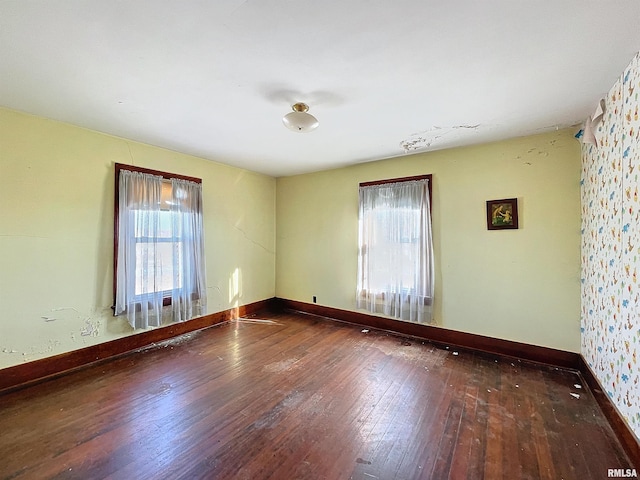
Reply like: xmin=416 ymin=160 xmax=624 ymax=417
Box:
xmin=0 ymin=311 xmax=631 ymax=479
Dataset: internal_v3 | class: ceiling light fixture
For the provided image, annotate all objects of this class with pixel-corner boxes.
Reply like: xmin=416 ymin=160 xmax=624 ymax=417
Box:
xmin=282 ymin=102 xmax=319 ymax=133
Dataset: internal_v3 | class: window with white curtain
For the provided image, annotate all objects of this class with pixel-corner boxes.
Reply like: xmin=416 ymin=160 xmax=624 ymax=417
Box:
xmin=114 ymin=164 xmax=207 ymax=329
xmin=356 ymin=175 xmax=434 ymax=323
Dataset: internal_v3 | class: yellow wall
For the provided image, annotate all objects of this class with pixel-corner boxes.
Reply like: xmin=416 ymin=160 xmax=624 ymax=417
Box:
xmin=276 ymin=129 xmax=582 ymax=351
xmin=0 ymin=107 xmax=276 ymax=369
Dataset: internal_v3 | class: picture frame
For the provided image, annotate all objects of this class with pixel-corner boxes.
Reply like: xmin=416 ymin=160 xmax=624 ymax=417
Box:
xmin=486 ymin=198 xmax=518 ymax=230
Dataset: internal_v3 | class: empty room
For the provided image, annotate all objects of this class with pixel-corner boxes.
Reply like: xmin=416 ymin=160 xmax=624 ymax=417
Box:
xmin=1 ymin=1 xmax=640 ymax=479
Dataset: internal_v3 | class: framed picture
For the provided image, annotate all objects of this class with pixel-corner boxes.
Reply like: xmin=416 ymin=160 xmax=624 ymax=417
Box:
xmin=486 ymin=198 xmax=518 ymax=230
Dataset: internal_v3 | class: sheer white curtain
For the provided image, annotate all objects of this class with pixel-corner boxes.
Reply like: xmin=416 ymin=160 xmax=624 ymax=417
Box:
xmin=170 ymin=177 xmax=207 ymax=322
xmin=114 ymin=170 xmax=207 ymax=329
xmin=356 ymin=179 xmax=434 ymax=323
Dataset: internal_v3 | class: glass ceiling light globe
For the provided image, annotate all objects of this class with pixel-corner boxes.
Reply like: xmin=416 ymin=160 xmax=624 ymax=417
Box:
xmin=282 ymin=102 xmax=319 ymax=133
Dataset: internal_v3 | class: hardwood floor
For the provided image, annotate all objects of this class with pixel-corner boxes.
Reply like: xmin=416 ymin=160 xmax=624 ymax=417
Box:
xmin=0 ymin=311 xmax=632 ymax=479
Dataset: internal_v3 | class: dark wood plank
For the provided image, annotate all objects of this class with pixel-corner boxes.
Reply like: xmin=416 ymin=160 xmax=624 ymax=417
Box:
xmin=0 ymin=311 xmax=633 ymax=479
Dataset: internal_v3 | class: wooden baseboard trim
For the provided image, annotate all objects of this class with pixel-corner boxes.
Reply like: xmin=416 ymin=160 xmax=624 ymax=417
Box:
xmin=274 ymin=298 xmax=581 ymax=370
xmin=578 ymin=355 xmax=640 ymax=465
xmin=0 ymin=298 xmax=274 ymax=393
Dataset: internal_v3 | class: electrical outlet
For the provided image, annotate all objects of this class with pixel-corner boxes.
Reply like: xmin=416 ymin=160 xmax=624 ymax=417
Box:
xmin=313 ymin=296 xmax=317 ymax=303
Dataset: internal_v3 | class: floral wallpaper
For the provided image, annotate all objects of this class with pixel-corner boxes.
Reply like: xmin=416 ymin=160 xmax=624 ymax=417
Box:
xmin=581 ymin=51 xmax=640 ymax=439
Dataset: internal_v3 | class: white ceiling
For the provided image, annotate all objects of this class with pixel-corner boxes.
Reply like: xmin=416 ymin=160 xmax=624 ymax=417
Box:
xmin=2 ymin=1 xmax=640 ymax=177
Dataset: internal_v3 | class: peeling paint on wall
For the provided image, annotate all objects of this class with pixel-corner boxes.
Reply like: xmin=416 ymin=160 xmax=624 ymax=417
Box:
xmin=80 ymin=319 xmax=101 ymax=337
xmin=1 ymin=307 xmax=106 ymax=361
xmin=38 ymin=307 xmax=105 ymax=339
xmin=21 ymin=339 xmax=63 ymax=362
xmin=400 ymin=135 xmax=434 ymax=152
xmin=526 ymin=147 xmax=550 ymax=157
xmin=399 ymin=124 xmax=482 ymax=153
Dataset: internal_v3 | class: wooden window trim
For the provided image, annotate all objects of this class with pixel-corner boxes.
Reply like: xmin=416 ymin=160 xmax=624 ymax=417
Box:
xmin=359 ymin=174 xmax=432 ymax=208
xmin=113 ymin=163 xmax=202 ymax=310
xmin=114 ymin=163 xmax=202 ymax=184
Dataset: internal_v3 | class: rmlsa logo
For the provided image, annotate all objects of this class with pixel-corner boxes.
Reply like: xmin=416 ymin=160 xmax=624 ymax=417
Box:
xmin=608 ymin=469 xmax=638 ymax=478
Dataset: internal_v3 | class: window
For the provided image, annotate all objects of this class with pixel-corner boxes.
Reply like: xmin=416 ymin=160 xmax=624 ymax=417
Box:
xmin=132 ymin=194 xmax=183 ymax=296
xmin=356 ymin=175 xmax=434 ymax=323
xmin=114 ymin=164 xmax=207 ymax=329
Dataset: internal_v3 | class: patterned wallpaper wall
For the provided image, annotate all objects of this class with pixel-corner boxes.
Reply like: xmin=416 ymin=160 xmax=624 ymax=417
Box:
xmin=581 ymin=51 xmax=640 ymax=439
